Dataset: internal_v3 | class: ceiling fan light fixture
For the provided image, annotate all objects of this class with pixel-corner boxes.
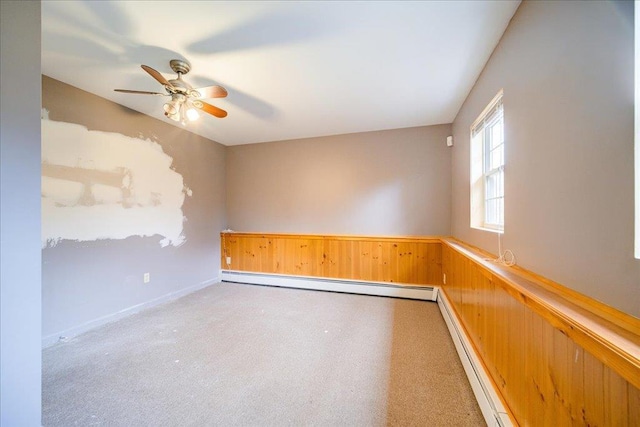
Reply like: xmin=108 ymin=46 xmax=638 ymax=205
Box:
xmin=163 ymin=99 xmax=180 ymax=121
xmin=179 ymin=102 xmax=188 ymax=126
xmin=186 ymin=102 xmax=200 ymax=121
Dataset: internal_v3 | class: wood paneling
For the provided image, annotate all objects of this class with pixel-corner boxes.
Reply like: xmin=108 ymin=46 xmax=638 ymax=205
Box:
xmin=441 ymin=239 xmax=640 ymax=426
xmin=221 ymin=232 xmax=442 ymax=285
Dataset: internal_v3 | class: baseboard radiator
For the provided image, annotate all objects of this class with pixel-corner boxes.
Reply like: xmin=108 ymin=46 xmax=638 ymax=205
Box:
xmin=221 ymin=270 xmax=438 ymax=301
xmin=437 ymin=290 xmax=511 ymax=426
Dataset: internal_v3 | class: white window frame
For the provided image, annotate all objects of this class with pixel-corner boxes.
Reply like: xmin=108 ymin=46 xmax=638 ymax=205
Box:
xmin=470 ymin=90 xmax=504 ymax=232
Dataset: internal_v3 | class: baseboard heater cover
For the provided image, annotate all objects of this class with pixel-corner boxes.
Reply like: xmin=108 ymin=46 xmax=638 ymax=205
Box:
xmin=220 ymin=270 xmax=438 ymax=301
xmin=437 ymin=291 xmax=512 ymax=427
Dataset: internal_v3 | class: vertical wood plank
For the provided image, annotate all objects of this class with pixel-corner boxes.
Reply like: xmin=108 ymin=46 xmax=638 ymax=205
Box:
xmin=321 ymin=238 xmax=331 ymax=278
xmin=380 ymin=241 xmax=392 ymax=283
xmin=495 ymin=286 xmax=509 ymax=393
xmin=309 ymin=237 xmax=320 ymax=276
xmin=540 ymin=315 xmax=557 ymax=426
xmin=431 ymin=243 xmax=443 ymax=284
xmin=389 ymin=242 xmax=399 ymax=283
xmin=628 ymin=384 xmax=640 ymax=426
xmin=283 ymin=237 xmax=297 ymax=275
xmin=360 ymin=240 xmax=373 ymax=281
xmin=604 ymin=367 xmax=629 ymax=426
xmin=475 ymin=270 xmax=487 ymax=355
xmin=372 ymin=240 xmax=381 ymax=281
xmin=339 ymin=239 xmax=353 ymax=280
xmin=526 ymin=305 xmax=545 ymax=423
xmin=548 ymin=327 xmax=576 ymax=425
xmin=567 ymin=340 xmax=584 ymax=425
xmin=508 ymin=293 xmax=527 ymax=423
xmin=350 ymin=240 xmax=360 ymax=280
xmin=272 ymin=236 xmax=282 ymax=273
xmin=297 ymin=237 xmax=309 ymax=276
xmin=237 ymin=235 xmax=247 ymax=271
xmin=416 ymin=242 xmax=426 ymax=283
xmin=583 ymin=351 xmax=605 ymax=426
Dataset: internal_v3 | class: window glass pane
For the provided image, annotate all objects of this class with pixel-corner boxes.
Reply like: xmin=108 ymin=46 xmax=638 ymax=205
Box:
xmin=486 ymin=173 xmax=499 ymax=199
xmin=490 ymin=145 xmax=503 ymax=170
xmin=485 ymin=198 xmax=498 ymax=225
xmin=490 ymin=120 xmax=503 ymax=149
xmin=484 ymin=200 xmax=495 ymax=224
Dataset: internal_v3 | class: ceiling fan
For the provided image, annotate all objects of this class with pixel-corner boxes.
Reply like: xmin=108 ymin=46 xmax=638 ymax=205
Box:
xmin=114 ymin=59 xmax=227 ymax=125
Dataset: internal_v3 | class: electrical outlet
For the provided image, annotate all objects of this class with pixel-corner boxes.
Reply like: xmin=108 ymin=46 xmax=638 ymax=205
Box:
xmin=144 ymin=273 xmax=150 ymax=283
xmin=226 ymin=256 xmax=231 ymax=265
xmin=443 ymin=273 xmax=446 ymax=284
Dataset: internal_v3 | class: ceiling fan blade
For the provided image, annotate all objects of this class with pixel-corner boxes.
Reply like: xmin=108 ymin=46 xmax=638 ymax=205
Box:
xmin=141 ymin=64 xmax=174 ymax=89
xmin=195 ymin=101 xmax=227 ymax=118
xmin=192 ymin=85 xmax=228 ymax=99
xmin=114 ymin=89 xmax=167 ymax=96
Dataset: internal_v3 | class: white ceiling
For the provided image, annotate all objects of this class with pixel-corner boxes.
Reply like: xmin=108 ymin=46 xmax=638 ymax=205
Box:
xmin=41 ymin=1 xmax=520 ymax=146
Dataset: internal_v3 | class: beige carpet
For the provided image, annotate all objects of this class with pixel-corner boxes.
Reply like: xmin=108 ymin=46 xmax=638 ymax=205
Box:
xmin=43 ymin=282 xmax=485 ymax=426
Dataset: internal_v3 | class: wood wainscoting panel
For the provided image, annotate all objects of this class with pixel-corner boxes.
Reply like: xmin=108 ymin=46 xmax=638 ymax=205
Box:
xmin=221 ymin=232 xmax=443 ymax=286
xmin=441 ymin=239 xmax=639 ymax=426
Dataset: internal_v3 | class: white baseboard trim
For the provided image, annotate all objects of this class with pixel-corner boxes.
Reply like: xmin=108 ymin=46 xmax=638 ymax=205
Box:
xmin=42 ymin=277 xmax=219 ymax=348
xmin=437 ymin=291 xmax=512 ymax=427
xmin=221 ymin=270 xmax=438 ymax=301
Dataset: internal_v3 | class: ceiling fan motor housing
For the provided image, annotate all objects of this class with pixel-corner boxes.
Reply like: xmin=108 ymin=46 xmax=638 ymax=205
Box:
xmin=168 ymin=78 xmax=192 ymax=93
xmin=170 ymin=59 xmax=191 ymax=75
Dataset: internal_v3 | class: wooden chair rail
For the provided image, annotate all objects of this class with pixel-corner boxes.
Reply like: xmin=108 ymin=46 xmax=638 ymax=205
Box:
xmin=221 ymin=231 xmax=442 ymax=243
xmin=442 ymin=237 xmax=640 ymax=336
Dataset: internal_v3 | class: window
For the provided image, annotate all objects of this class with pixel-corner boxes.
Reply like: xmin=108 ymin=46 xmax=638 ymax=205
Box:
xmin=471 ymin=90 xmax=504 ymax=232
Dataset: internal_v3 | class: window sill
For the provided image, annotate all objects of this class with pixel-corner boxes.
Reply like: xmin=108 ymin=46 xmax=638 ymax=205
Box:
xmin=470 ymin=225 xmax=504 ymax=234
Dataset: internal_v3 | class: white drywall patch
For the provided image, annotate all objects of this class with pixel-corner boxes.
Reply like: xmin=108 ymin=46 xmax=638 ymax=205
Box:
xmin=41 ymin=112 xmax=191 ymax=247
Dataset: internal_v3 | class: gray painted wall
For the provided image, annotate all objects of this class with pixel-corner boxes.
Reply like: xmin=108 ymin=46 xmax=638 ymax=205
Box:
xmin=0 ymin=1 xmax=42 ymax=424
xmin=42 ymin=76 xmax=227 ymax=340
xmin=226 ymin=125 xmax=452 ymax=236
xmin=451 ymin=1 xmax=639 ymax=316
